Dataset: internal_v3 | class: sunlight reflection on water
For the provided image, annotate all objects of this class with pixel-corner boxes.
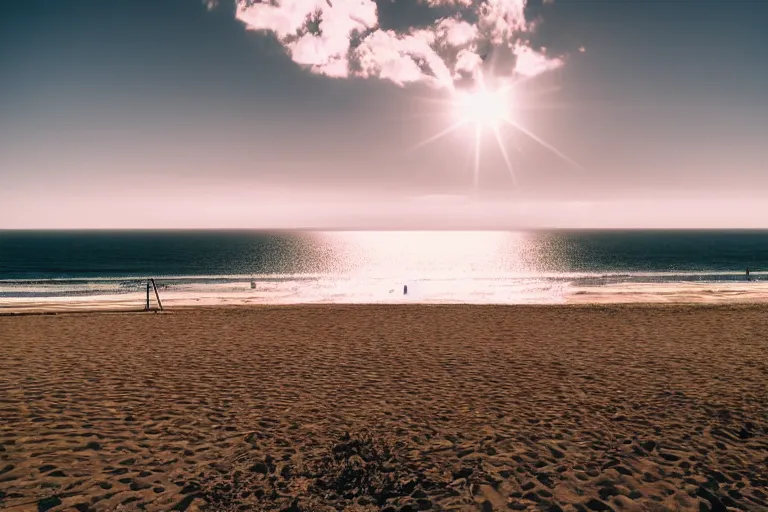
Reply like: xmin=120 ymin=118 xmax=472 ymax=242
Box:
xmin=3 ymin=230 xmax=768 ymax=307
xmin=316 ymin=231 xmax=535 ymax=278
xmin=296 ymin=231 xmax=566 ymax=303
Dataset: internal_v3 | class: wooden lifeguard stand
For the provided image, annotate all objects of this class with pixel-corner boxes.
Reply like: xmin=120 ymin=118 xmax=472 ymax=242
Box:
xmin=145 ymin=278 xmax=164 ymax=311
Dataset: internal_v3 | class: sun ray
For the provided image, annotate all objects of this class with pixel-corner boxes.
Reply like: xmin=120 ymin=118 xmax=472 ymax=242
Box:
xmin=505 ymin=71 xmax=548 ymax=92
xmin=409 ymin=121 xmax=467 ymax=152
xmin=496 ymin=77 xmax=560 ymax=103
xmin=406 ymin=66 xmax=574 ymax=190
xmin=493 ymin=82 xmax=516 ymax=97
xmin=493 ymin=125 xmax=517 ymax=185
xmin=503 ymin=117 xmax=582 ymax=169
xmin=473 ymin=124 xmax=482 ymax=193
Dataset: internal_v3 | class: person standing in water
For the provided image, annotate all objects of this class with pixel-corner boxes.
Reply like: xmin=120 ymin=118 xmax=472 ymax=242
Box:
xmin=403 ymin=284 xmax=408 ymax=295
xmin=746 ymin=268 xmax=751 ymax=281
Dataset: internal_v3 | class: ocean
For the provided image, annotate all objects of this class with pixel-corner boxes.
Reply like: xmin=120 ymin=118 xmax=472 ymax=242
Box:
xmin=1 ymin=230 xmax=767 ymax=308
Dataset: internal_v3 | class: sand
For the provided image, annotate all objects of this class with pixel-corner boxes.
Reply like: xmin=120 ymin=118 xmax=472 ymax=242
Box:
xmin=0 ymin=305 xmax=766 ymax=512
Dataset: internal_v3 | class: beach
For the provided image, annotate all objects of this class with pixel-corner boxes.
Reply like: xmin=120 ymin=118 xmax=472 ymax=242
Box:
xmin=1 ymin=305 xmax=766 ymax=512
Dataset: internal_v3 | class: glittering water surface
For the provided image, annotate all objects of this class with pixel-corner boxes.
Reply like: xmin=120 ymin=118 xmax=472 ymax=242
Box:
xmin=2 ymin=230 xmax=768 ymax=306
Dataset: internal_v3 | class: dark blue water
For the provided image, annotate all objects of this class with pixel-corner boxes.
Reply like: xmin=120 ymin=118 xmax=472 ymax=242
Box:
xmin=1 ymin=230 xmax=766 ymax=279
xmin=0 ymin=230 xmax=321 ymax=279
xmin=1 ymin=230 xmax=767 ymax=304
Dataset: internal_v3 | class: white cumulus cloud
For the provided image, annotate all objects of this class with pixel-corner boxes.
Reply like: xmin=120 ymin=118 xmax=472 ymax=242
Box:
xmin=436 ymin=18 xmax=478 ymax=48
xmin=512 ymin=44 xmax=562 ymax=77
xmin=234 ymin=0 xmax=563 ymax=89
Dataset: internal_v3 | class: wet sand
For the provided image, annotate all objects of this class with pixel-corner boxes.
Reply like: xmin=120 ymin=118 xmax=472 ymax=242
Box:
xmin=0 ymin=305 xmax=766 ymax=511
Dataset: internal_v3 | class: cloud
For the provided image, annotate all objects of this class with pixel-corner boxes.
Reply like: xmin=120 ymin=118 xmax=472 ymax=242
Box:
xmin=234 ymin=0 xmax=563 ymax=89
xmin=436 ymin=18 xmax=478 ymax=47
xmin=512 ymin=44 xmax=562 ymax=77
xmin=422 ymin=0 xmax=474 ymax=7
xmin=454 ymin=48 xmax=483 ymax=78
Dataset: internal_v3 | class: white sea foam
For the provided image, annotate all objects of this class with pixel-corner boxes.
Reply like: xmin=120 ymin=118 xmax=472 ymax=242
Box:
xmin=2 ymin=273 xmax=768 ymax=312
xmin=3 ymin=231 xmax=767 ymax=311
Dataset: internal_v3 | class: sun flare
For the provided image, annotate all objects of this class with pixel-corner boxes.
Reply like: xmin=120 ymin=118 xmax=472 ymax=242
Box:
xmin=454 ymin=88 xmax=510 ymax=126
xmin=411 ymin=69 xmax=580 ymax=191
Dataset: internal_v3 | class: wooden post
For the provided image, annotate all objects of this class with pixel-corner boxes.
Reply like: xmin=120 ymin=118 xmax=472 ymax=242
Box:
xmin=150 ymin=278 xmax=164 ymax=311
xmin=146 ymin=281 xmax=150 ymax=311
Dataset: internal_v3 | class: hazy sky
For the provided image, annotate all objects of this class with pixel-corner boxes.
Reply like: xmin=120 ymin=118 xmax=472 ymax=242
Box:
xmin=1 ymin=0 xmax=767 ymax=228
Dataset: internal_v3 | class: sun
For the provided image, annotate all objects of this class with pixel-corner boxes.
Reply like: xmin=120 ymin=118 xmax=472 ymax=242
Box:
xmin=410 ymin=69 xmax=580 ymax=190
xmin=454 ymin=88 xmax=510 ymax=126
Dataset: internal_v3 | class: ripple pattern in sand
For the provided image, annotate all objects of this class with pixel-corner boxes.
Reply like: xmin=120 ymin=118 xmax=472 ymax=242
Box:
xmin=0 ymin=305 xmax=766 ymax=511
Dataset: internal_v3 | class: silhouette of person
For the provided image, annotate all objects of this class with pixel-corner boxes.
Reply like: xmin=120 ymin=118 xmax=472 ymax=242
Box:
xmin=746 ymin=268 xmax=751 ymax=281
xmin=403 ymin=284 xmax=408 ymax=295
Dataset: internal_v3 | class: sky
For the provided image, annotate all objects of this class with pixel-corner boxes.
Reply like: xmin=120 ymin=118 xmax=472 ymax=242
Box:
xmin=1 ymin=0 xmax=767 ymax=229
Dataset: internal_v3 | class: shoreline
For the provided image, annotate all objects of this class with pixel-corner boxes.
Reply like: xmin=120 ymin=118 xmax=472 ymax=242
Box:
xmin=3 ymin=292 xmax=768 ymax=315
xmin=2 ymin=271 xmax=768 ymax=313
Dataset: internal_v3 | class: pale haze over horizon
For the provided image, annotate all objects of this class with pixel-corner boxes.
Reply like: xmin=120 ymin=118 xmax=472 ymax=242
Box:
xmin=1 ymin=0 xmax=766 ymax=229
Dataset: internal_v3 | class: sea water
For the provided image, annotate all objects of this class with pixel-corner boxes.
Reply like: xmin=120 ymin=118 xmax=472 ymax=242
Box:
xmin=1 ymin=230 xmax=768 ymax=308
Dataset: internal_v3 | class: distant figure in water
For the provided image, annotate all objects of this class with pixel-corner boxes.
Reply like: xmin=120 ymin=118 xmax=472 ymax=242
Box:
xmin=403 ymin=284 xmax=408 ymax=295
xmin=746 ymin=268 xmax=751 ymax=281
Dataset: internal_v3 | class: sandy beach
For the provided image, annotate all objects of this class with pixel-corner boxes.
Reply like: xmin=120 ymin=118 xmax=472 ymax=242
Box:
xmin=1 ymin=305 xmax=766 ymax=512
